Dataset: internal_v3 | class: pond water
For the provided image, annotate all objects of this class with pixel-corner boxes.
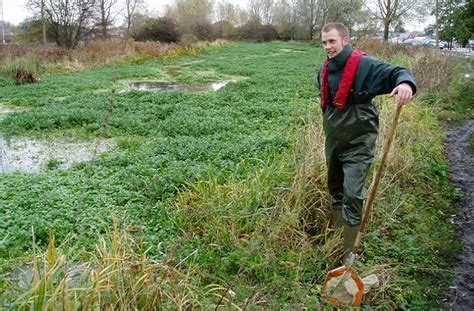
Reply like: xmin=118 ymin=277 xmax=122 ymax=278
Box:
xmin=127 ymin=80 xmax=234 ymax=93
xmin=0 ymin=136 xmax=112 ymax=173
xmin=0 ymin=103 xmax=27 ymax=118
xmin=0 ymin=104 xmax=113 ymax=173
xmin=6 ymin=262 xmax=89 ymax=290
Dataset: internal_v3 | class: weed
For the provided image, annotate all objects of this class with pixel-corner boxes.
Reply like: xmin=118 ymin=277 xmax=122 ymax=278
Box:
xmin=424 ymin=58 xmax=474 ymax=123
xmin=45 ymin=159 xmax=63 ymax=170
xmin=0 ymin=56 xmax=43 ymax=84
xmin=0 ymin=40 xmax=231 ymax=82
xmin=0 ymin=219 xmax=205 ymax=309
xmin=355 ymin=39 xmax=461 ymax=95
xmin=469 ymin=134 xmax=474 ymax=156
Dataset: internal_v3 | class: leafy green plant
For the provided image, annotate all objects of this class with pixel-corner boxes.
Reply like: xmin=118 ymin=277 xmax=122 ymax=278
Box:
xmin=45 ymin=159 xmax=63 ymax=170
xmin=469 ymin=134 xmax=474 ymax=156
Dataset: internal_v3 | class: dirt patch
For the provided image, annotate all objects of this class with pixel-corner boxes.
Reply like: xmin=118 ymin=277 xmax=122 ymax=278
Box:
xmin=278 ymin=48 xmax=307 ymax=53
xmin=445 ymin=120 xmax=474 ymax=309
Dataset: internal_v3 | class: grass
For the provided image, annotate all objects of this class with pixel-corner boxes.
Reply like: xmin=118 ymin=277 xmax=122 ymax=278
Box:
xmin=0 ymin=41 xmax=466 ymax=309
xmin=0 ymin=40 xmax=228 ymax=80
xmin=469 ymin=134 xmax=474 ymax=156
xmin=0 ymin=41 xmax=320 ymax=269
xmin=1 ymin=219 xmax=206 ymax=310
xmin=419 ymin=57 xmax=474 ymax=124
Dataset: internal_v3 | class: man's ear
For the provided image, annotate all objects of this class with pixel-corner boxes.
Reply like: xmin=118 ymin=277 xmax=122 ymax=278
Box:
xmin=342 ymin=36 xmax=350 ymax=46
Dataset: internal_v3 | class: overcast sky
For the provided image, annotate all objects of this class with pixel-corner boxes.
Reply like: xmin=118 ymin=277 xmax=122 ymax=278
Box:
xmin=1 ymin=0 xmax=429 ymax=31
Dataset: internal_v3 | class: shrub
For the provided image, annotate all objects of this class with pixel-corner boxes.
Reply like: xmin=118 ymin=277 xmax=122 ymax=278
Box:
xmin=238 ymin=21 xmax=279 ymax=42
xmin=132 ymin=17 xmax=181 ymax=43
xmin=211 ymin=21 xmax=237 ymax=39
xmin=192 ymin=22 xmax=213 ymax=41
xmin=256 ymin=25 xmax=279 ymax=42
xmin=1 ymin=56 xmax=42 ymax=84
xmin=238 ymin=19 xmax=260 ymax=40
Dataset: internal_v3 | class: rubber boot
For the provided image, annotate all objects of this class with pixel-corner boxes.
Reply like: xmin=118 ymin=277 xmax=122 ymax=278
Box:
xmin=332 ymin=209 xmax=343 ymax=229
xmin=343 ymin=223 xmax=360 ymax=264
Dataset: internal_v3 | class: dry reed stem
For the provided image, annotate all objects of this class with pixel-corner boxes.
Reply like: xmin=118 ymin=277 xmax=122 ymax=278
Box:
xmin=0 ymin=39 xmax=231 ymax=77
xmin=5 ymin=218 xmax=206 ymax=310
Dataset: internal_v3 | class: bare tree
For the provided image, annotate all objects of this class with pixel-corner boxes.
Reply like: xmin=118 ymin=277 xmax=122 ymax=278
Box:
xmin=216 ymin=0 xmax=237 ymax=24
xmin=94 ymin=0 xmax=120 ymax=40
xmin=234 ymin=5 xmax=250 ymax=27
xmin=123 ymin=0 xmax=144 ymax=38
xmin=272 ymin=0 xmax=302 ymax=40
xmin=41 ymin=0 xmax=47 ymax=44
xmin=28 ymin=0 xmax=96 ymax=48
xmin=248 ymin=0 xmax=275 ymax=24
xmin=370 ymin=0 xmax=419 ymax=40
xmin=320 ymin=0 xmax=363 ymax=35
xmin=168 ymin=0 xmax=214 ymax=37
xmin=298 ymin=0 xmax=324 ymax=40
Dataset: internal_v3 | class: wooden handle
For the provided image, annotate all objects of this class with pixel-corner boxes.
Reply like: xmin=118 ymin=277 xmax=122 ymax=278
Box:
xmin=353 ymin=104 xmax=403 ymax=252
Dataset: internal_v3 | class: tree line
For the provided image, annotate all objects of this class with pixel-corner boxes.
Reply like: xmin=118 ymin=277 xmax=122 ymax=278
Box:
xmin=12 ymin=0 xmax=473 ymax=48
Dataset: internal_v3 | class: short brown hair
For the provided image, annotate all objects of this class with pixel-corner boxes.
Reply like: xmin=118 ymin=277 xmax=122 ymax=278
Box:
xmin=321 ymin=22 xmax=350 ymax=38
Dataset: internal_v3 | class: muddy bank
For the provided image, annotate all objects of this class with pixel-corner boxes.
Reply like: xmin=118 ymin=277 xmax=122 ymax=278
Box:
xmin=445 ymin=120 xmax=474 ymax=310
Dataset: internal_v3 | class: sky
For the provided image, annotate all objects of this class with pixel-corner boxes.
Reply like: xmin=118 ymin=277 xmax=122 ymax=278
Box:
xmin=1 ymin=0 xmax=430 ymax=31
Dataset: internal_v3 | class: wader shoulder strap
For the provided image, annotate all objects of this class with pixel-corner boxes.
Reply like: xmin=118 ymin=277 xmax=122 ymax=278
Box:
xmin=320 ymin=50 xmax=367 ymax=112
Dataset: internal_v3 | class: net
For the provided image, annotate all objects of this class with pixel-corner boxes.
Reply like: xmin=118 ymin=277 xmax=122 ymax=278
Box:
xmin=321 ymin=266 xmax=364 ymax=307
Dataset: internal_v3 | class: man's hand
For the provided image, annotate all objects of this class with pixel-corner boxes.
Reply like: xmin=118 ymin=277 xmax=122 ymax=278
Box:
xmin=389 ymin=83 xmax=413 ymax=106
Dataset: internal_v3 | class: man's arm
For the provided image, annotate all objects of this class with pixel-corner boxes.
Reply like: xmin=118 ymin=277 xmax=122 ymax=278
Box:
xmin=356 ymin=57 xmax=417 ymax=105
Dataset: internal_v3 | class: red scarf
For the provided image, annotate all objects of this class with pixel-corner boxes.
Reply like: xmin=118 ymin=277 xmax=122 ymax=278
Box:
xmin=321 ymin=49 xmax=366 ymax=111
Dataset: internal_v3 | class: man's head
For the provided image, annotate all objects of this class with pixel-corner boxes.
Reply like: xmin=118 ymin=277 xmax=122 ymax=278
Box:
xmin=321 ymin=22 xmax=350 ymax=59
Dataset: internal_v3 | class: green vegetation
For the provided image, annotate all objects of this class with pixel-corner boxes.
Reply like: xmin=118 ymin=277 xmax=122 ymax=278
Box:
xmin=439 ymin=0 xmax=474 ymax=46
xmin=469 ymin=134 xmax=474 ymax=156
xmin=0 ymin=55 xmax=44 ymax=81
xmin=420 ymin=58 xmax=474 ymax=124
xmin=0 ymin=42 xmax=465 ymax=309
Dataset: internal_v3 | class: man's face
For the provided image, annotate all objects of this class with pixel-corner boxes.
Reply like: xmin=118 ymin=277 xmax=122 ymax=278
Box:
xmin=321 ymin=29 xmax=349 ymax=59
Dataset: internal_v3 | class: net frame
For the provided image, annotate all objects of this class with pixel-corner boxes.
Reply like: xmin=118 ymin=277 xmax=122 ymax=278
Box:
xmin=321 ymin=266 xmax=364 ymax=307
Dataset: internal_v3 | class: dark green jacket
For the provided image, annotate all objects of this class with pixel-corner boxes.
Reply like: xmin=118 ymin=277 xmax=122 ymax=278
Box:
xmin=316 ymin=44 xmax=418 ymax=163
xmin=317 ymin=45 xmax=416 ymax=106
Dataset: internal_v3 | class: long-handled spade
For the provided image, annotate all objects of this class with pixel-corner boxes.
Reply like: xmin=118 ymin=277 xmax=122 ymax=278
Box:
xmin=321 ymin=103 xmax=404 ymax=307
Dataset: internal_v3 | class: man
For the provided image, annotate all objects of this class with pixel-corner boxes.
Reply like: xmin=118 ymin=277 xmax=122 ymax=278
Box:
xmin=316 ymin=22 xmax=416 ymax=262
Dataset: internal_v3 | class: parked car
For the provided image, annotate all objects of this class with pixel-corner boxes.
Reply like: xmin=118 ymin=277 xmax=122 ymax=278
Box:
xmin=403 ymin=39 xmax=423 ymax=46
xmin=469 ymin=39 xmax=474 ymax=50
xmin=422 ymin=39 xmax=446 ymax=49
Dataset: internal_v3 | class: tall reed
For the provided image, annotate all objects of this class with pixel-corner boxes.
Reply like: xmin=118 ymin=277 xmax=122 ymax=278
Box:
xmin=1 ymin=219 xmax=205 ymax=310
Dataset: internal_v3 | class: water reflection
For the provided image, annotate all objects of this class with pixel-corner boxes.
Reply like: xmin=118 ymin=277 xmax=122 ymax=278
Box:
xmin=0 ymin=104 xmax=27 ymax=120
xmin=0 ymin=136 xmax=112 ymax=173
xmin=7 ymin=263 xmax=89 ymax=290
xmin=127 ymin=80 xmax=234 ymax=93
